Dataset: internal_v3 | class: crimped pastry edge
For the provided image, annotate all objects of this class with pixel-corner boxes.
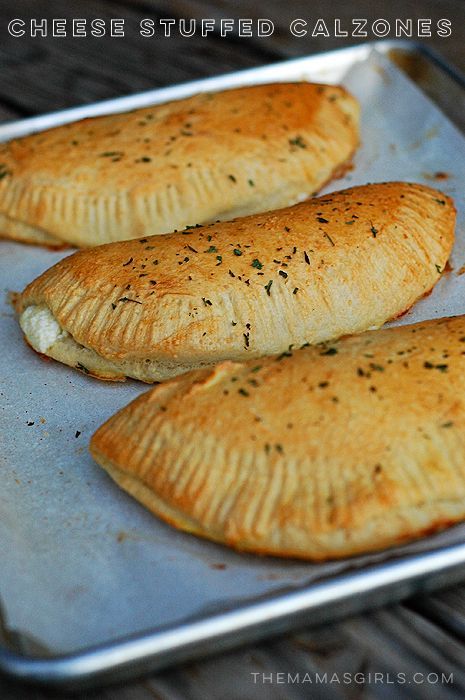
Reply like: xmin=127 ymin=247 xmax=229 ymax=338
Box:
xmin=91 ymin=443 xmax=465 ymax=562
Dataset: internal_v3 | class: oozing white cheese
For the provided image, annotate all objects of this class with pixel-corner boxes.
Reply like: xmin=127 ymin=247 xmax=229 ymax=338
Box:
xmin=20 ymin=305 xmax=68 ymax=353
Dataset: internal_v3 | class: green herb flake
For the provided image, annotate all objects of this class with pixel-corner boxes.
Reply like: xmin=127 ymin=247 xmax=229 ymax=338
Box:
xmin=264 ymin=280 xmax=273 ymax=296
xmin=238 ymin=388 xmax=249 ymax=397
xmin=205 ymin=245 xmax=217 ymax=253
xmin=323 ymin=232 xmax=335 ymax=246
xmin=118 ymin=297 xmax=142 ymax=305
xmin=320 ymin=347 xmax=338 ymax=356
xmin=424 ymin=361 xmax=448 ymax=372
xmin=289 ymin=135 xmax=307 ymax=149
xmin=182 ymin=223 xmax=203 ymax=234
xmin=371 ymin=225 xmax=378 ymax=237
xmin=248 ymin=179 xmax=255 ymax=187
xmin=441 ymin=421 xmax=454 ymax=428
xmin=435 ymin=264 xmax=443 ymax=273
xmin=228 ymin=174 xmax=237 ymax=183
xmin=99 ymin=151 xmax=123 ymax=157
xmin=233 ymin=249 xmax=242 ymax=256
xmin=252 ymin=259 xmax=263 ymax=269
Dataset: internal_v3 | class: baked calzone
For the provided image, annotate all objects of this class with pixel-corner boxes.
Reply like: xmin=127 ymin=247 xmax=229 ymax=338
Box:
xmin=91 ymin=315 xmax=465 ymax=560
xmin=17 ymin=183 xmax=455 ymax=382
xmin=0 ymin=82 xmax=359 ymax=247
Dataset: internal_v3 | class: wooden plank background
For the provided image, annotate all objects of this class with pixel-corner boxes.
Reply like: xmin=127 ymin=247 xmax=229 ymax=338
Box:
xmin=1 ymin=1 xmax=465 ymax=698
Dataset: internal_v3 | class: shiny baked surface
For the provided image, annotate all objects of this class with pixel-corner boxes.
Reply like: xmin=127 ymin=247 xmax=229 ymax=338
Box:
xmin=91 ymin=314 xmax=465 ymax=560
xmin=0 ymin=82 xmax=359 ymax=247
xmin=17 ymin=182 xmax=455 ymax=382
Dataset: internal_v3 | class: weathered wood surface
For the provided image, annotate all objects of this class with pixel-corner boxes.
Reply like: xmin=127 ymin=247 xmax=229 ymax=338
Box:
xmin=0 ymin=0 xmax=463 ymax=121
xmin=1 ymin=0 xmax=465 ymax=698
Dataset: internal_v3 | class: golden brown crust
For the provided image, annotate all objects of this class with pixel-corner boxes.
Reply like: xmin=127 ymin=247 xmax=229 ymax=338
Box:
xmin=0 ymin=82 xmax=359 ymax=247
xmin=91 ymin=315 xmax=465 ymax=560
xmin=17 ymin=182 xmax=455 ymax=382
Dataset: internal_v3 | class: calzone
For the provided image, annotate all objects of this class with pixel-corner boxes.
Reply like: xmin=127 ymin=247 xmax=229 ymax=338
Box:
xmin=17 ymin=182 xmax=455 ymax=382
xmin=91 ymin=315 xmax=465 ymax=560
xmin=0 ymin=83 xmax=359 ymax=247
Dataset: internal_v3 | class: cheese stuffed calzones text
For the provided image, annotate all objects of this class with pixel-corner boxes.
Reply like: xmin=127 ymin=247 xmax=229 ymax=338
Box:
xmin=91 ymin=315 xmax=465 ymax=560
xmin=0 ymin=82 xmax=359 ymax=247
xmin=17 ymin=183 xmax=455 ymax=382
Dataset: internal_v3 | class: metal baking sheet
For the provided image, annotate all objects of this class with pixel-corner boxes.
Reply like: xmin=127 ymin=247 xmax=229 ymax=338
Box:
xmin=1 ymin=40 xmax=465 ymax=689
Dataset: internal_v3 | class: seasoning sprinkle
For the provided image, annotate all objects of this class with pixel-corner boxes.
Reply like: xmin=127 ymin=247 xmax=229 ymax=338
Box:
xmin=118 ymin=297 xmax=142 ymax=305
xmin=323 ymin=232 xmax=335 ymax=246
xmin=289 ymin=135 xmax=307 ymax=149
